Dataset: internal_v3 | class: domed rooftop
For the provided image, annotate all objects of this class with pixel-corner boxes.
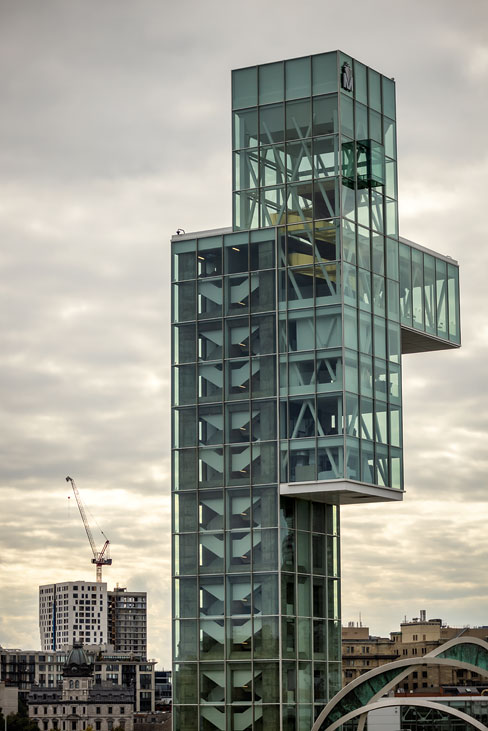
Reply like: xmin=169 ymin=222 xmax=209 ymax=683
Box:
xmin=63 ymin=643 xmax=93 ymax=677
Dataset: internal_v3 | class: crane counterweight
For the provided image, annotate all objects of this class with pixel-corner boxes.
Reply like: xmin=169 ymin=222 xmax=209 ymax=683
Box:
xmin=66 ymin=475 xmax=112 ymax=582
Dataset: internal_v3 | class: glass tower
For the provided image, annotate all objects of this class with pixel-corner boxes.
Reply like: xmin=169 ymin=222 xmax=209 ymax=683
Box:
xmin=171 ymin=51 xmax=460 ymax=730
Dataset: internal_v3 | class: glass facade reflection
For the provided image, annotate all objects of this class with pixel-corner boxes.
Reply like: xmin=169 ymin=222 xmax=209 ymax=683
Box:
xmin=171 ymin=51 xmax=460 ymax=729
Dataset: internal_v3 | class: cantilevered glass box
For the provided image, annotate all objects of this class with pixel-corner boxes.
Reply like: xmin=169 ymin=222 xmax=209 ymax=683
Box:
xmin=171 ymin=51 xmax=460 ymax=730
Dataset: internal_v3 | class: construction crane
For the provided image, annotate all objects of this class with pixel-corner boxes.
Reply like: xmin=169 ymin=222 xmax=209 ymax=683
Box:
xmin=66 ymin=475 xmax=112 ymax=582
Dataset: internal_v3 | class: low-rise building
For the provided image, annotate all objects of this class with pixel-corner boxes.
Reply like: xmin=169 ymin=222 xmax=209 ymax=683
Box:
xmin=0 ymin=645 xmax=156 ymax=712
xmin=28 ymin=644 xmax=134 ymax=731
xmin=342 ymin=612 xmax=488 ymax=691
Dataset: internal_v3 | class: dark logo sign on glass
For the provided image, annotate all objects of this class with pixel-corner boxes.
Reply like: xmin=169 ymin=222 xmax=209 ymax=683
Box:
xmin=341 ymin=62 xmax=354 ymax=92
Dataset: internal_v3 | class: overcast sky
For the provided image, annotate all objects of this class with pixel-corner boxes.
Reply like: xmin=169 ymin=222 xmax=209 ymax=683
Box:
xmin=0 ymin=0 xmax=487 ymax=669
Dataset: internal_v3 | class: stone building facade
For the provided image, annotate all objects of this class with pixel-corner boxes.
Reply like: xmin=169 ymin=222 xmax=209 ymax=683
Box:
xmin=28 ymin=645 xmax=134 ymax=731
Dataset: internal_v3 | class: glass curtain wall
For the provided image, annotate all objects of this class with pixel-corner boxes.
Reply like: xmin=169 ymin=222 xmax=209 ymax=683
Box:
xmin=172 ymin=229 xmax=340 ymax=729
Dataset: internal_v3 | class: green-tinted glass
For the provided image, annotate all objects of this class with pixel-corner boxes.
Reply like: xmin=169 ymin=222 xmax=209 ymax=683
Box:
xmin=259 ymin=61 xmax=284 ymax=104
xmin=312 ymin=52 xmax=338 ymax=96
xmin=285 ymin=56 xmax=311 ymax=99
xmin=233 ymin=67 xmax=258 ymax=109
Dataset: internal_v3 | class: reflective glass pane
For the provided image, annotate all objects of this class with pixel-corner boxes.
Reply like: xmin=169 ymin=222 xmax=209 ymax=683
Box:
xmin=199 ymin=576 xmax=224 ymax=617
xmin=259 ymin=61 xmax=284 ymax=105
xmin=285 ymin=56 xmax=311 ymax=99
xmin=232 ymin=67 xmax=257 ymax=109
xmin=198 ymin=490 xmax=224 ymax=531
xmin=286 ymin=99 xmax=311 ymax=140
xmin=233 ymin=108 xmax=258 ymax=149
xmin=312 ymin=53 xmax=337 ymax=96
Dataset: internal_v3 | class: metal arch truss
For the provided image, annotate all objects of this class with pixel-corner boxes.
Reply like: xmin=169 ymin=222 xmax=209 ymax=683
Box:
xmin=325 ymin=697 xmax=488 ymax=731
xmin=311 ymin=637 xmax=488 ymax=731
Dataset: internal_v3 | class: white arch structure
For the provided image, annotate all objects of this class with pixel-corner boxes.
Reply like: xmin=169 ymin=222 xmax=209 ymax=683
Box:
xmin=323 ymin=697 xmax=488 ymax=731
xmin=311 ymin=637 xmax=488 ymax=731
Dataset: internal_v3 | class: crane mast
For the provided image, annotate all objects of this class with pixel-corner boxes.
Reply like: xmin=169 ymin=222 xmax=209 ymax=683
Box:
xmin=66 ymin=476 xmax=112 ymax=582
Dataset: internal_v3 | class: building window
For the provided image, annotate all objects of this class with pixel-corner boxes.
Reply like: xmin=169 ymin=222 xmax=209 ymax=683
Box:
xmin=96 ymin=707 xmax=101 ymax=715
xmin=120 ymin=707 xmax=125 ymax=714
xmin=108 ymin=706 xmax=113 ymax=714
xmin=95 ymin=724 xmax=101 ymax=731
xmin=413 ymin=634 xmax=418 ymax=641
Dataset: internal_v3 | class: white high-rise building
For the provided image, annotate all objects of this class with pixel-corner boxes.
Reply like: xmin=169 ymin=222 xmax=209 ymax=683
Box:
xmin=39 ymin=581 xmax=107 ymax=651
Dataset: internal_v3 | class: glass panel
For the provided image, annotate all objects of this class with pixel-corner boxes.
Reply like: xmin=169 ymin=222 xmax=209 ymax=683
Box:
xmin=174 ymin=407 xmax=197 ymax=448
xmin=316 ymin=349 xmax=342 ymax=393
xmin=285 ymin=56 xmax=311 ymax=99
xmin=250 ymin=228 xmax=276 ymax=270
xmin=199 ymin=532 xmax=224 ymax=573
xmin=172 ymin=240 xmax=196 ymax=281
xmin=436 ymin=258 xmax=448 ymax=338
xmin=199 ymin=404 xmax=223 ymax=445
xmin=226 ymin=445 xmax=251 ymax=485
xmin=355 ymin=102 xmax=368 ymax=139
xmin=353 ymin=60 xmax=367 ymax=105
xmin=224 ymin=233 xmax=249 ymax=273
xmin=198 ymin=362 xmax=223 ymax=404
xmin=200 ymin=663 xmax=224 ymax=704
xmin=250 ymin=270 xmax=275 ymax=313
xmin=289 ymin=439 xmax=316 ymax=482
xmin=286 ymin=139 xmax=313 ymax=182
xmin=199 ymin=447 xmax=224 ymax=488
xmin=234 ymin=149 xmax=259 ymax=191
xmin=226 ymin=359 xmax=250 ymax=400
xmin=234 ymin=189 xmax=259 ymax=230
xmin=316 ymin=306 xmax=342 ymax=349
xmin=174 ymin=619 xmax=198 ymax=660
xmin=399 ymin=243 xmax=412 ymax=326
xmin=286 ymin=99 xmax=312 ymax=140
xmin=368 ymin=68 xmax=381 ymax=111
xmin=289 ymin=308 xmax=315 ymax=351
xmin=198 ymin=490 xmax=224 ymax=531
xmin=252 ymin=441 xmax=277 ymax=484
xmin=173 ymin=664 xmax=197 ymax=705
xmin=358 ymin=268 xmax=371 ymax=311
xmin=384 ymin=117 xmax=396 ymax=159
xmin=174 ymin=533 xmax=197 ymax=575
xmin=343 ymin=306 xmax=358 ymax=351
xmin=253 ymin=572 xmax=279 ymax=614
xmin=260 ymin=103 xmax=285 ymax=145
xmin=346 ymin=436 xmax=360 ymax=480
xmin=387 ymin=279 xmax=400 ymax=322
xmin=423 ymin=253 xmax=436 ymax=335
xmin=340 ymin=94 xmax=353 ymax=138
xmin=342 ymin=219 xmax=356 ymax=263
xmin=226 ymin=402 xmax=250 ymax=443
xmin=388 ymin=321 xmax=401 ymax=364
xmin=174 ymin=492 xmax=197 ymax=533
xmin=174 ymin=281 xmax=196 ymax=322
xmin=259 ymin=61 xmax=284 ymax=105
xmin=254 ymin=616 xmax=279 ymax=659
xmin=198 ymin=278 xmax=222 ymax=319
xmin=374 ymin=358 xmax=388 ymax=402
xmin=252 ymin=486 xmax=278 ymax=528
xmin=360 ymin=398 xmax=374 ymax=442
xmin=226 ymin=317 xmax=249 ymax=358
xmin=448 ymin=263 xmax=460 ymax=344
xmin=412 ymin=248 xmax=424 ymax=330
xmin=382 ymin=76 xmax=396 ymax=119
xmin=313 ymin=95 xmax=338 ymax=136
xmin=226 ymin=488 xmax=251 ymax=531
xmin=200 ymin=576 xmax=224 ymax=617
xmin=314 ymin=135 xmax=339 ymax=178
xmin=232 ymin=67 xmax=257 ymax=109
xmin=174 ymin=364 xmax=196 ymax=406
xmin=233 ymin=108 xmax=258 ymax=149
xmin=375 ymin=442 xmax=389 ymax=486
xmin=361 ymin=439 xmax=374 ymax=483
xmin=359 ymin=311 xmax=373 ymax=355
xmin=227 ymin=622 xmax=252 ymax=660
xmin=345 ymin=349 xmax=358 ymax=392
xmin=261 ymin=186 xmax=285 ymax=226
xmin=173 ymin=448 xmax=197 ymax=491
xmin=312 ymin=52 xmax=337 ymax=95
xmin=386 ymin=237 xmax=399 ymax=280
xmin=317 ymin=437 xmax=344 ymax=479
xmin=260 ymin=144 xmax=285 ymax=187
xmin=253 ymin=528 xmax=278 ymax=571
xmin=374 ymin=316 xmax=387 ymax=360
xmin=174 ymin=322 xmax=196 ymax=364
xmin=254 ymin=662 xmax=280 ymax=703
xmin=227 ymin=574 xmax=252 ymax=616
xmin=174 ymin=577 xmax=197 ymax=619
xmin=251 ymin=355 xmax=276 ymax=398
xmin=346 ymin=393 xmax=359 ymax=438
